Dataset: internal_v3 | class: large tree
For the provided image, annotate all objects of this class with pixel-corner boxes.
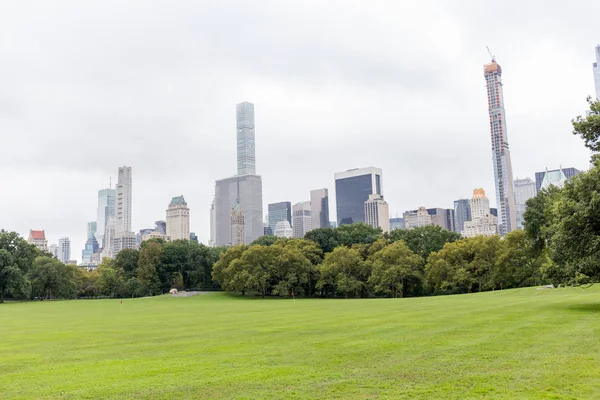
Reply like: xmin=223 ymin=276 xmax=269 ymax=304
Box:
xmin=28 ymin=256 xmax=78 ymax=299
xmin=572 ymin=97 xmax=600 ymax=151
xmin=0 ymin=230 xmax=37 ymax=302
xmin=316 ymin=247 xmax=369 ymax=298
xmin=137 ymin=240 xmax=162 ymax=295
xmin=304 ymin=227 xmax=340 ymax=254
xmin=368 ymin=241 xmax=423 ymax=297
xmin=114 ymin=248 xmax=140 ymax=281
xmin=388 ymin=225 xmax=461 ymax=260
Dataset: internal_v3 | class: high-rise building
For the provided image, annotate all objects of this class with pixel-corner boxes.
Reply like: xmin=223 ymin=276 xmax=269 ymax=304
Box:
xmin=81 ymin=235 xmax=99 ymax=265
xmin=215 ymin=175 xmax=263 ymax=246
xmin=58 ymin=237 xmax=71 ymax=264
xmin=462 ymin=189 xmax=498 ymax=237
xmin=209 ymin=199 xmax=216 ymax=247
xmin=454 ymin=199 xmax=472 ymax=234
xmin=292 ymin=201 xmax=312 ymax=238
xmin=404 ymin=207 xmax=433 ymax=229
xmin=274 ymin=221 xmax=293 ymax=238
xmin=335 ymin=167 xmax=383 ymax=225
xmin=514 ymin=178 xmax=537 ymax=229
xmin=48 ymin=244 xmax=58 ymax=258
xmin=111 ymin=232 xmax=137 ymax=257
xmin=136 ymin=228 xmax=154 ymax=247
xmin=310 ymin=189 xmax=330 ymax=230
xmin=230 ymin=202 xmax=245 ymax=246
xmin=237 ymin=102 xmax=256 ymax=175
xmin=27 ymin=230 xmax=48 ymax=252
xmin=102 ymin=216 xmax=116 ymax=259
xmin=364 ymin=194 xmax=390 ymax=232
xmin=155 ymin=220 xmax=167 ymax=235
xmin=268 ymin=202 xmax=292 ymax=233
xmin=115 ymin=166 xmax=132 ymax=234
xmin=190 ymin=232 xmax=198 ymax=242
xmin=389 ymin=217 xmax=405 ymax=231
xmin=166 ymin=195 xmax=190 ymax=241
xmin=96 ymin=187 xmax=116 ymax=248
xmin=593 ymin=44 xmax=600 ymax=100
xmin=87 ymin=222 xmax=97 ymax=241
xmin=534 ymin=167 xmax=581 ymax=192
xmin=484 ymin=56 xmax=517 ymax=235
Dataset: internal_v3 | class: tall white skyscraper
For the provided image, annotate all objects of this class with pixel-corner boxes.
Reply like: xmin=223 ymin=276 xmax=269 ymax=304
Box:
xmin=364 ymin=194 xmax=390 ymax=232
xmin=514 ymin=178 xmax=537 ymax=229
xmin=96 ymin=187 xmax=116 ymax=248
xmin=593 ymin=44 xmax=600 ymax=100
xmin=484 ymin=56 xmax=517 ymax=235
xmin=166 ymin=196 xmax=190 ymax=241
xmin=115 ymin=166 xmax=132 ymax=234
xmin=292 ymin=201 xmax=312 ymax=238
xmin=58 ymin=237 xmax=71 ymax=264
xmin=310 ymin=189 xmax=329 ymax=230
xmin=237 ymin=102 xmax=256 ymax=175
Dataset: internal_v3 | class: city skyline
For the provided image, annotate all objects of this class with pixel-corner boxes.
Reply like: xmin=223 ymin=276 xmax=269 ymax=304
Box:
xmin=1 ymin=2 xmax=595 ymax=258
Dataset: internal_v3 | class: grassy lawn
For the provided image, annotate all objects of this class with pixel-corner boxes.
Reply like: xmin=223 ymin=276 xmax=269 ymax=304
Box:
xmin=2 ymin=287 xmax=600 ymax=399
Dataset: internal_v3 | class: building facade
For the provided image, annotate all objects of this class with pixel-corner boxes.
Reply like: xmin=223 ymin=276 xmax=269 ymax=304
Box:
xmin=48 ymin=244 xmax=58 ymax=258
xmin=58 ymin=237 xmax=71 ymax=264
xmin=111 ymin=232 xmax=137 ymax=257
xmin=102 ymin=216 xmax=116 ymax=259
xmin=141 ymin=231 xmax=171 ymax=242
xmin=28 ymin=230 xmax=48 ymax=252
xmin=403 ymin=207 xmax=433 ymax=229
xmin=230 ymin=202 xmax=245 ymax=246
xmin=237 ymin=101 xmax=256 ymax=175
xmin=462 ymin=188 xmax=498 ymax=238
xmin=155 ymin=220 xmax=167 ymax=235
xmin=268 ymin=202 xmax=292 ymax=234
xmin=453 ymin=199 xmax=472 ymax=234
xmin=364 ymin=194 xmax=390 ymax=232
xmin=310 ymin=189 xmax=330 ymax=230
xmin=81 ymin=235 xmax=99 ymax=265
xmin=335 ymin=167 xmax=383 ymax=225
xmin=389 ymin=217 xmax=405 ymax=231
xmin=115 ymin=166 xmax=132 ymax=235
xmin=534 ymin=167 xmax=580 ymax=192
xmin=484 ymin=56 xmax=517 ymax=235
xmin=166 ymin=195 xmax=190 ymax=241
xmin=96 ymin=187 xmax=116 ymax=248
xmin=514 ymin=177 xmax=537 ymax=229
xmin=292 ymin=201 xmax=312 ymax=238
xmin=274 ymin=221 xmax=293 ymax=238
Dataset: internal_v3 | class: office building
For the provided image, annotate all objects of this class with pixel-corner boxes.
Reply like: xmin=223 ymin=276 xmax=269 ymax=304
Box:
xmin=274 ymin=221 xmax=293 ymax=238
xmin=111 ymin=232 xmax=137 ymax=257
xmin=462 ymin=188 xmax=498 ymax=237
xmin=155 ymin=220 xmax=167 ymax=235
xmin=81 ymin=235 xmax=99 ymax=265
xmin=335 ymin=167 xmax=383 ymax=225
xmin=490 ymin=208 xmax=498 ymax=217
xmin=293 ymin=201 xmax=312 ymax=238
xmin=87 ymin=222 xmax=97 ymax=241
xmin=268 ymin=202 xmax=292 ymax=233
xmin=230 ymin=202 xmax=245 ymax=246
xmin=484 ymin=56 xmax=517 ymax=235
xmin=166 ymin=195 xmax=190 ymax=241
xmin=102 ymin=216 xmax=116 ymax=259
xmin=136 ymin=228 xmax=154 ymax=246
xmin=237 ymin=102 xmax=256 ymax=175
xmin=535 ymin=167 xmax=581 ymax=192
xmin=48 ymin=244 xmax=58 ymax=258
xmin=310 ymin=189 xmax=330 ymax=230
xmin=454 ymin=199 xmax=472 ymax=234
xmin=58 ymin=237 xmax=71 ymax=264
xmin=209 ymin=199 xmax=216 ymax=247
xmin=364 ymin=194 xmax=390 ymax=232
xmin=594 ymin=44 xmax=600 ymax=100
xmin=190 ymin=232 xmax=198 ymax=242
xmin=115 ymin=166 xmax=132 ymax=234
xmin=141 ymin=231 xmax=170 ymax=242
xmin=445 ymin=209 xmax=456 ymax=232
xmin=514 ymin=178 xmax=537 ymax=229
xmin=404 ymin=207 xmax=433 ymax=229
xmin=28 ymin=230 xmax=48 ymax=252
xmin=389 ymin=217 xmax=405 ymax=231
xmin=215 ymin=175 xmax=263 ymax=246
xmin=96 ymin=187 xmax=116 ymax=248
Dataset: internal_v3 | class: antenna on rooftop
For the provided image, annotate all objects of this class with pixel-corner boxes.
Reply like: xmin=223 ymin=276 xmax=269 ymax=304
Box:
xmin=486 ymin=46 xmax=495 ymax=62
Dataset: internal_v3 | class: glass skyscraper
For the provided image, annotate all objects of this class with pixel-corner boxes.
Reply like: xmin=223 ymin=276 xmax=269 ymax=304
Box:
xmin=534 ymin=167 xmax=580 ymax=193
xmin=514 ymin=178 xmax=537 ymax=229
xmin=96 ymin=188 xmax=116 ymax=248
xmin=453 ymin=199 xmax=471 ymax=233
xmin=334 ymin=167 xmax=383 ymax=225
xmin=237 ymin=102 xmax=256 ymax=175
xmin=484 ymin=56 xmax=517 ymax=235
xmin=268 ymin=202 xmax=292 ymax=234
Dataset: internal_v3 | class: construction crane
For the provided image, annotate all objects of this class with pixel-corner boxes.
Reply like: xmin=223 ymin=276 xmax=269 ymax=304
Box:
xmin=486 ymin=46 xmax=495 ymax=62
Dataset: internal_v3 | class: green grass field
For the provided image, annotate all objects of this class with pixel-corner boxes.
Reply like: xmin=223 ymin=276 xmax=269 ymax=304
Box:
xmin=2 ymin=288 xmax=600 ymax=399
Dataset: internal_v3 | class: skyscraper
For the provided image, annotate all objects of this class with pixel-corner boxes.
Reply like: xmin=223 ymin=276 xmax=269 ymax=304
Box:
xmin=534 ymin=167 xmax=580 ymax=192
xmin=364 ymin=194 xmax=390 ymax=232
xmin=166 ymin=195 xmax=190 ymax=241
xmin=87 ymin=222 xmax=97 ymax=241
xmin=514 ymin=178 xmax=537 ymax=229
xmin=310 ymin=189 xmax=330 ymax=230
xmin=28 ymin=230 xmax=48 ymax=252
xmin=209 ymin=199 xmax=216 ymax=247
xmin=462 ymin=189 xmax=498 ymax=238
xmin=292 ymin=201 xmax=312 ymax=238
xmin=230 ymin=202 xmax=245 ymax=246
xmin=268 ymin=202 xmax=292 ymax=233
xmin=237 ymin=102 xmax=256 ymax=175
xmin=58 ymin=237 xmax=71 ymax=264
xmin=274 ymin=221 xmax=293 ymax=238
xmin=115 ymin=166 xmax=132 ymax=234
xmin=96 ymin=187 xmax=116 ymax=248
xmin=389 ymin=217 xmax=405 ymax=231
xmin=155 ymin=220 xmax=167 ymax=235
xmin=593 ymin=44 xmax=600 ymax=100
xmin=484 ymin=56 xmax=517 ymax=235
xmin=335 ymin=167 xmax=383 ymax=225
xmin=453 ymin=199 xmax=472 ymax=233
xmin=81 ymin=236 xmax=99 ymax=265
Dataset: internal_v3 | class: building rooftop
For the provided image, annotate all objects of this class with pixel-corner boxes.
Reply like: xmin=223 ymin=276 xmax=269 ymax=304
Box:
xmin=170 ymin=195 xmax=187 ymax=206
xmin=30 ymin=230 xmax=45 ymax=240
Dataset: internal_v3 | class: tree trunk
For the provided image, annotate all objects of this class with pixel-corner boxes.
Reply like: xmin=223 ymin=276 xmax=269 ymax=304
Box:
xmin=0 ymin=289 xmax=4 ymax=303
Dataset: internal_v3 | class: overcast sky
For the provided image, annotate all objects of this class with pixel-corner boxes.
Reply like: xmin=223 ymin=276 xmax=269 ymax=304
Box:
xmin=0 ymin=0 xmax=597 ymax=260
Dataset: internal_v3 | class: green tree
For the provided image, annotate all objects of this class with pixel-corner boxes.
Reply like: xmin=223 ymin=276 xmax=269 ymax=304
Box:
xmin=238 ymin=245 xmax=273 ymax=298
xmin=96 ymin=258 xmax=124 ymax=298
xmin=114 ymin=248 xmax=140 ymax=280
xmin=388 ymin=225 xmax=461 ymax=260
xmin=304 ymin=227 xmax=340 ymax=253
xmin=0 ymin=230 xmax=37 ymax=302
xmin=494 ymin=230 xmax=543 ymax=288
xmin=251 ymin=236 xmax=278 ymax=246
xmin=28 ymin=256 xmax=78 ymax=299
xmin=523 ymin=186 xmax=561 ymax=255
xmin=337 ymin=223 xmax=382 ymax=247
xmin=212 ymin=245 xmax=247 ymax=292
xmin=270 ymin=245 xmax=314 ymax=297
xmin=137 ymin=240 xmax=162 ymax=295
xmin=317 ymin=247 xmax=369 ymax=298
xmin=572 ymin=96 xmax=600 ymax=151
xmin=368 ymin=241 xmax=423 ymax=297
